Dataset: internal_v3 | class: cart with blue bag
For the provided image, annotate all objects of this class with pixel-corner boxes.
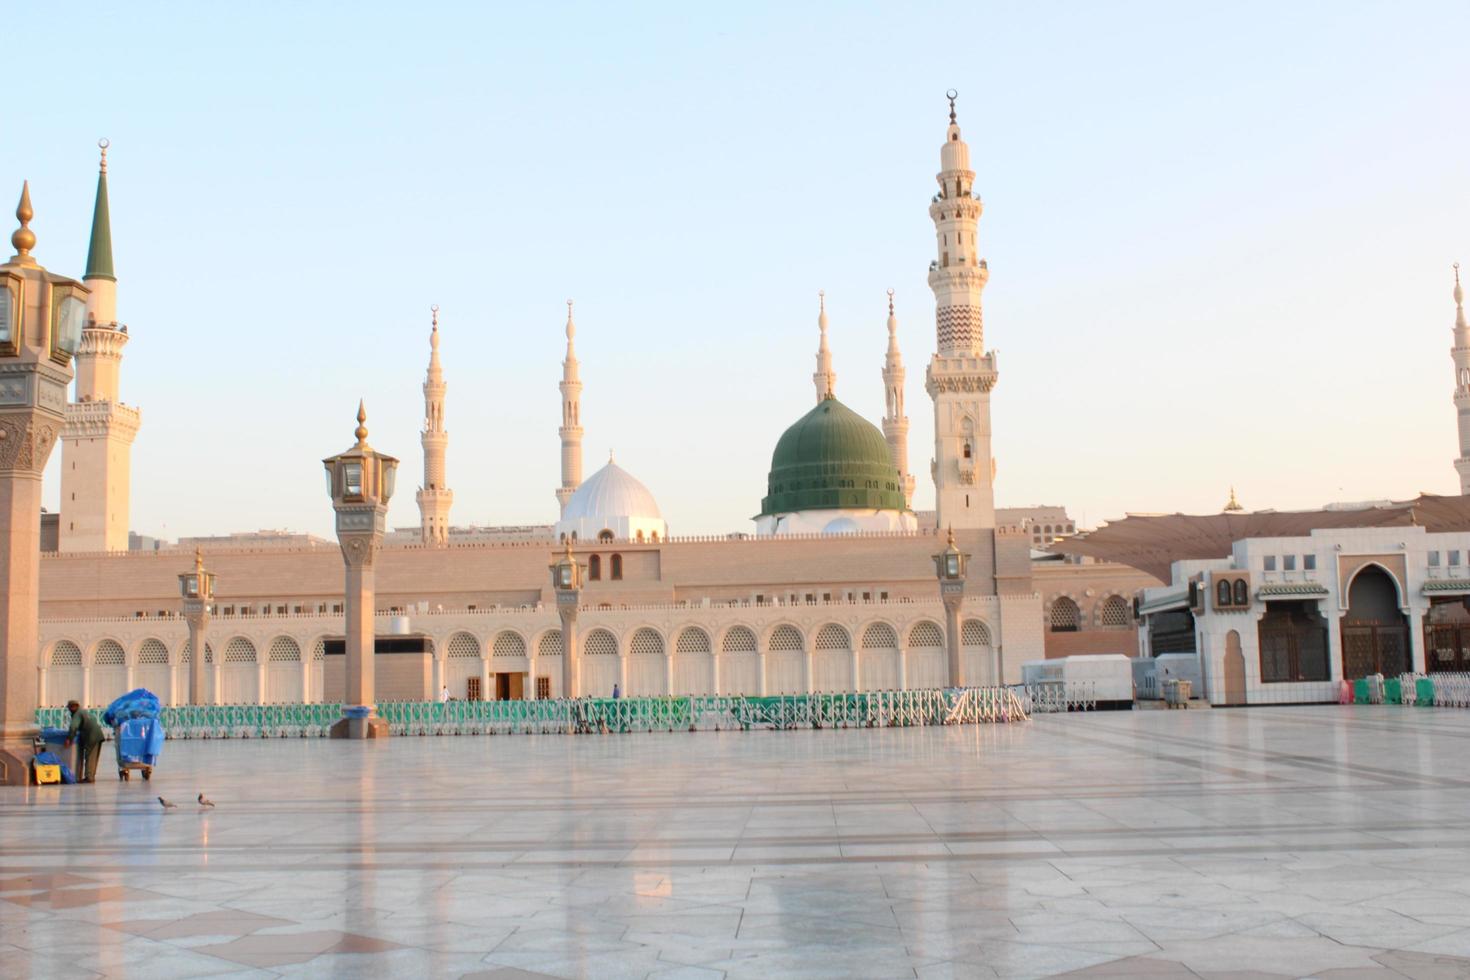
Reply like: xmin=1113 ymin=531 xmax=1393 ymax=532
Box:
xmin=103 ymin=689 xmax=165 ymax=782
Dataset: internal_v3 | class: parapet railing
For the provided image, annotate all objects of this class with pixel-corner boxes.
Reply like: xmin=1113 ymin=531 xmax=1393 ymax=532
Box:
xmin=35 ymin=688 xmax=1028 ymax=738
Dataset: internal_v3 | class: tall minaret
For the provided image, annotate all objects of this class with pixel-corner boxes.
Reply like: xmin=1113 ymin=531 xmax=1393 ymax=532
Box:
xmin=924 ymin=92 xmax=997 ymax=529
xmin=60 ymin=140 xmax=141 ymax=553
xmin=556 ymin=300 xmax=583 ymax=515
xmin=1452 ymin=263 xmax=1470 ymax=495
xmin=813 ymin=291 xmax=835 ymax=403
xmin=881 ymin=289 xmax=915 ymax=509
xmin=416 ymin=305 xmax=452 ymax=544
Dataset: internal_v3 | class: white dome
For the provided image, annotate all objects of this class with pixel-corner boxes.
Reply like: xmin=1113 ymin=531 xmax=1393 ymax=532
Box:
xmin=556 ymin=459 xmax=668 ymax=542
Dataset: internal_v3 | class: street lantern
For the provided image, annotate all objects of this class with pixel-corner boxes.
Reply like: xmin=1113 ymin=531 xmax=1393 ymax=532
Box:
xmin=0 ymin=183 xmax=82 ymax=784
xmin=178 ymin=549 xmax=215 ymax=705
xmin=933 ymin=527 xmax=971 ymax=688
xmin=322 ymin=401 xmax=397 ymax=738
xmin=549 ymin=538 xmax=584 ymax=702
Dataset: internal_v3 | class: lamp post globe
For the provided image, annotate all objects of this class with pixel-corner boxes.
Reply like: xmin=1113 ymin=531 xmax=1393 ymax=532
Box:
xmin=322 ymin=401 xmax=398 ymax=739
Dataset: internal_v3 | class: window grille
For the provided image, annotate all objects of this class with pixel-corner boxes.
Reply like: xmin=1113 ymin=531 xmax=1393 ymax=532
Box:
xmin=629 ymin=628 xmax=663 ymax=657
xmin=861 ymin=623 xmax=898 ymax=648
xmin=815 ymin=624 xmax=850 ymax=650
xmin=676 ymin=628 xmax=710 ymax=654
xmin=51 ymin=641 xmax=82 ymax=666
xmin=138 ymin=639 xmax=169 ymax=664
xmin=224 ymin=638 xmax=257 ymax=663
xmin=268 ymin=637 xmax=301 ymax=662
xmin=768 ymin=625 xmax=803 ymax=651
xmin=962 ymin=620 xmax=992 ymax=645
xmin=538 ymin=631 xmax=563 ymax=657
xmin=447 ymin=633 xmax=481 ymax=659
xmin=1049 ymin=598 xmax=1080 ymax=633
xmin=585 ymin=630 xmax=618 ymax=656
xmin=94 ymin=639 xmax=125 ymax=665
xmin=1099 ymin=596 xmax=1131 ymax=628
xmin=722 ymin=626 xmax=756 ymax=653
xmin=493 ymin=632 xmax=526 ymax=658
xmin=908 ymin=621 xmax=944 ymax=648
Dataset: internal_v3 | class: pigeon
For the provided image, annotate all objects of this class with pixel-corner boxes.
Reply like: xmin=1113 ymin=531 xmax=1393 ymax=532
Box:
xmin=158 ymin=797 xmax=177 ymax=809
xmin=197 ymin=793 xmax=215 ymax=808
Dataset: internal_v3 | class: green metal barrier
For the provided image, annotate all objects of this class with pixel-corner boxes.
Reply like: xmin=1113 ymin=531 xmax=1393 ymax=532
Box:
xmin=38 ymin=689 xmax=1028 ymax=739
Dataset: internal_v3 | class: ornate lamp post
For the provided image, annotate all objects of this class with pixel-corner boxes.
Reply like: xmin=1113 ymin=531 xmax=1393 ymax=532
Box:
xmin=933 ymin=527 xmax=970 ymax=688
xmin=323 ymin=402 xmax=397 ymax=739
xmin=0 ymin=185 xmax=83 ymax=785
xmin=549 ymin=540 xmax=583 ymax=700
xmin=178 ymin=549 xmax=215 ymax=705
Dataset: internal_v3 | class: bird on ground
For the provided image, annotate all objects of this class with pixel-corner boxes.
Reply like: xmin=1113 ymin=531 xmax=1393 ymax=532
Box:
xmin=158 ymin=797 xmax=177 ymax=809
xmin=197 ymin=793 xmax=215 ymax=808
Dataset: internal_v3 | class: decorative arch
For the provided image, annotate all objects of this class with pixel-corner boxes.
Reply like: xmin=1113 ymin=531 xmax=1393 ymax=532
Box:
xmin=1099 ymin=595 xmax=1131 ymax=628
xmin=767 ymin=624 xmax=804 ymax=651
xmin=598 ymin=529 xmax=615 ymax=542
xmin=815 ymin=623 xmax=851 ymax=650
xmin=721 ymin=625 xmax=757 ymax=653
xmin=1049 ymin=597 xmax=1080 ymax=633
xmin=137 ymin=638 xmax=170 ymax=665
xmin=1343 ymin=561 xmax=1408 ymax=610
xmin=446 ymin=632 xmax=481 ymax=659
xmin=50 ymin=640 xmax=82 ymax=667
xmin=92 ymin=638 xmax=126 ymax=666
xmin=629 ymin=627 xmax=664 ymax=657
xmin=492 ymin=631 xmax=527 ymax=658
xmin=861 ymin=622 xmax=898 ymax=649
xmin=908 ymin=621 xmax=944 ymax=648
xmin=537 ymin=630 xmax=563 ymax=657
xmin=585 ymin=629 xmax=618 ymax=657
xmin=589 ymin=554 xmax=602 ymax=580
xmin=223 ymin=637 xmax=257 ymax=663
xmin=676 ymin=627 xmax=711 ymax=654
xmin=268 ymin=637 xmax=302 ymax=662
xmin=961 ymin=619 xmax=992 ymax=646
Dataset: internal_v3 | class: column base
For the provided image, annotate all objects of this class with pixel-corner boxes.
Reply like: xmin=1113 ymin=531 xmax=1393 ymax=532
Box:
xmin=329 ymin=715 xmax=389 ymax=739
xmin=0 ymin=737 xmax=38 ymax=786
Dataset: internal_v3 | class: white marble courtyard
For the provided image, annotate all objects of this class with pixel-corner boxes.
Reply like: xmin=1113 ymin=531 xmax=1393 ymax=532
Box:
xmin=5 ymin=709 xmax=1470 ymax=979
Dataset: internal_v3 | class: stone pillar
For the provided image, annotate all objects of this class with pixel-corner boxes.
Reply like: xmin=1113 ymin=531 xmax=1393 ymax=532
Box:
xmin=526 ymin=655 xmax=538 ymax=700
xmin=898 ymin=646 xmax=908 ymax=691
xmin=36 ymin=666 xmax=47 ymax=711
xmin=712 ymin=652 xmax=722 ymax=697
xmin=299 ymin=656 xmax=311 ymax=703
xmin=618 ymin=654 xmax=628 ymax=697
xmin=477 ymin=656 xmax=490 ymax=702
xmin=125 ymin=662 xmax=136 ymax=695
xmin=849 ymin=647 xmax=861 ymax=693
xmin=942 ymin=590 xmax=965 ymax=688
xmin=558 ymin=602 xmax=579 ymax=699
xmin=664 ymin=651 xmax=674 ymax=696
xmin=186 ymin=615 xmax=209 ymax=705
xmin=81 ymin=665 xmax=92 ymax=708
xmin=756 ymin=650 xmax=767 ymax=696
xmin=256 ymin=660 xmax=268 ymax=705
xmin=802 ymin=641 xmax=814 ymax=694
xmin=342 ymin=560 xmax=375 ymax=712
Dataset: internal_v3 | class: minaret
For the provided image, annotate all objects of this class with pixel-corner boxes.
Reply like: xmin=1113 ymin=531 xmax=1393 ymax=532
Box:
xmin=556 ymin=300 xmax=583 ymax=515
xmin=415 ymin=305 xmax=453 ymax=544
xmin=881 ymin=289 xmax=915 ymax=509
xmin=1452 ymin=263 xmax=1470 ymax=495
xmin=924 ymin=92 xmax=997 ymax=529
xmin=813 ymin=291 xmax=835 ymax=403
xmin=60 ymin=140 xmax=141 ymax=552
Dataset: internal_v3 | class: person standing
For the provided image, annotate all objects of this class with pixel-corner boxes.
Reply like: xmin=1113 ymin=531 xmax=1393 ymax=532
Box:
xmin=439 ymin=684 xmax=450 ymax=703
xmin=64 ymin=701 xmax=104 ymax=784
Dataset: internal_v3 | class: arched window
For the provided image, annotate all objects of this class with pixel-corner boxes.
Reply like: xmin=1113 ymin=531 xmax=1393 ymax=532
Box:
xmin=94 ymin=639 xmax=125 ymax=666
xmin=961 ymin=620 xmax=991 ymax=646
xmin=676 ymin=628 xmax=710 ymax=654
xmin=1233 ymin=580 xmax=1248 ymax=606
xmin=1100 ymin=595 xmax=1131 ymax=628
xmin=630 ymin=628 xmax=664 ymax=657
xmin=538 ymin=631 xmax=563 ymax=657
xmin=224 ymin=638 xmax=257 ymax=663
xmin=51 ymin=641 xmax=82 ymax=666
xmin=1217 ymin=579 xmax=1232 ymax=607
xmin=861 ymin=623 xmax=898 ymax=649
xmin=768 ymin=625 xmax=803 ymax=652
xmin=598 ymin=529 xmax=614 ymax=542
xmin=584 ymin=629 xmax=618 ymax=656
xmin=268 ymin=637 xmax=301 ymax=662
xmin=138 ymin=639 xmax=170 ymax=664
xmin=1049 ymin=598 xmax=1080 ymax=633
xmin=492 ymin=631 xmax=527 ymax=658
xmin=446 ymin=633 xmax=481 ymax=659
xmin=610 ymin=554 xmax=623 ymax=580
xmin=589 ymin=554 xmax=601 ymax=580
xmin=815 ymin=624 xmax=850 ymax=650
xmin=908 ymin=621 xmax=944 ymax=648
xmin=722 ymin=626 xmax=757 ymax=653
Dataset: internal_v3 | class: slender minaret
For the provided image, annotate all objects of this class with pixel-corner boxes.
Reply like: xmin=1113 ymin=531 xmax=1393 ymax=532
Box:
xmin=1452 ymin=264 xmax=1470 ymax=495
xmin=60 ymin=140 xmax=141 ymax=552
xmin=881 ymin=289 xmax=915 ymax=509
xmin=813 ymin=290 xmax=835 ymax=403
xmin=556 ymin=300 xmax=583 ymax=515
xmin=415 ymin=305 xmax=453 ymax=544
xmin=924 ymin=92 xmax=997 ymax=529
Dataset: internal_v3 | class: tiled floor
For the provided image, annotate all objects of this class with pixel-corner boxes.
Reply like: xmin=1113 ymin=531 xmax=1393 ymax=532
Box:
xmin=5 ymin=708 xmax=1470 ymax=979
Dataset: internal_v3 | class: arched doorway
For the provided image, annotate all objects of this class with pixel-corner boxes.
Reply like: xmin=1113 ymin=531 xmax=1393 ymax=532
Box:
xmin=1222 ymin=630 xmax=1246 ymax=705
xmin=1341 ymin=565 xmax=1410 ymax=678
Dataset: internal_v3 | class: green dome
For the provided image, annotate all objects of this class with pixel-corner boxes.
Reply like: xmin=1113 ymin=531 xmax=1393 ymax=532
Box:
xmin=759 ymin=395 xmax=907 ymax=517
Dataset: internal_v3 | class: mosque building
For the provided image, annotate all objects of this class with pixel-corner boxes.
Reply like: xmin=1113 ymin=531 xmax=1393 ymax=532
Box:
xmin=25 ymin=97 xmax=1169 ymax=707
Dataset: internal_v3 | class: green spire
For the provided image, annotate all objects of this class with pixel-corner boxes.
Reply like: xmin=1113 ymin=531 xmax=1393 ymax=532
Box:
xmin=84 ymin=139 xmax=114 ymax=282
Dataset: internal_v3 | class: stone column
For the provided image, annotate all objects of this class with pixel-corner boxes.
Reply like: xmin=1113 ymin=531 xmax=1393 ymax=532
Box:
xmin=617 ymin=654 xmax=628 ymax=697
xmin=36 ymin=666 xmax=47 ymax=711
xmin=526 ymin=654 xmax=538 ymax=700
xmin=299 ymin=655 xmax=311 ymax=703
xmin=664 ymin=651 xmax=674 ymax=696
xmin=712 ymin=651 xmax=722 ymax=697
xmin=756 ymin=650 xmax=767 ymax=696
xmin=342 ymin=557 xmax=376 ymax=714
xmin=942 ymin=589 xmax=965 ymax=688
xmin=81 ymin=665 xmax=92 ymax=708
xmin=185 ymin=613 xmax=209 ymax=705
xmin=898 ymin=646 xmax=908 ymax=691
xmin=477 ymin=656 xmax=490 ymax=702
xmin=256 ymin=659 xmax=268 ymax=705
xmin=557 ymin=600 xmax=579 ymax=699
xmin=0 ymin=453 xmax=51 ymax=784
xmin=850 ymin=647 xmax=861 ymax=693
xmin=802 ymin=640 xmax=814 ymax=694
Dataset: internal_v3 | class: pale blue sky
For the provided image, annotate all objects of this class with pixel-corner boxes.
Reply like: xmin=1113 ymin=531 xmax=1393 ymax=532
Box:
xmin=4 ymin=1 xmax=1467 ymax=540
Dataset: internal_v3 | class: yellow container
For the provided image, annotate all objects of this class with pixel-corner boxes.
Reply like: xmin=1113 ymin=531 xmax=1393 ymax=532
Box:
xmin=33 ymin=763 xmax=61 ymax=785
